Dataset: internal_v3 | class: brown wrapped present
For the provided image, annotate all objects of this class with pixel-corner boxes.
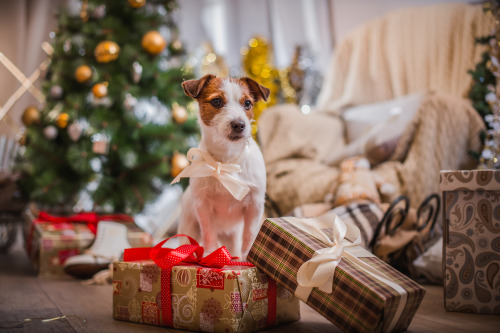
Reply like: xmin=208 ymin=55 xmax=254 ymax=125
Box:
xmin=247 ymin=214 xmax=426 ymax=333
xmin=24 ymin=209 xmax=152 ymax=277
xmin=440 ymin=170 xmax=500 ymax=314
xmin=113 ymin=235 xmax=300 ymax=332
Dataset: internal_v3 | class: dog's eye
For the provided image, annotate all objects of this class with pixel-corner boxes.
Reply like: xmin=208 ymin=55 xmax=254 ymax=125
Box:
xmin=243 ymin=100 xmax=252 ymax=110
xmin=210 ymin=98 xmax=223 ymax=108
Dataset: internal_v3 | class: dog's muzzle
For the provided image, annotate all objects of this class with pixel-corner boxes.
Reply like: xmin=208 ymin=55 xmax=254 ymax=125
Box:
xmin=228 ymin=119 xmax=246 ymax=141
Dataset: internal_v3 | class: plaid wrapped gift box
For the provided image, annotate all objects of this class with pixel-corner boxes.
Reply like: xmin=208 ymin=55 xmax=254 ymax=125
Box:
xmin=23 ymin=209 xmax=152 ymax=277
xmin=248 ymin=214 xmax=426 ymax=333
xmin=440 ymin=170 xmax=500 ymax=314
xmin=113 ymin=235 xmax=300 ymax=332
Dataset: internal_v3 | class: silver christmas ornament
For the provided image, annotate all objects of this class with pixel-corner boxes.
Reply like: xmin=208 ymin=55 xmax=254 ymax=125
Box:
xmin=89 ymin=157 xmax=102 ymax=172
xmin=132 ymin=61 xmax=143 ymax=83
xmin=63 ymin=39 xmax=72 ymax=53
xmin=124 ymin=93 xmax=138 ymax=111
xmin=92 ymin=4 xmax=106 ymax=19
xmin=67 ymin=122 xmax=83 ymax=141
xmin=50 ymin=85 xmax=63 ymax=99
xmin=133 ymin=97 xmax=170 ymax=125
xmin=123 ymin=151 xmax=138 ymax=168
xmin=43 ymin=125 xmax=58 ymax=140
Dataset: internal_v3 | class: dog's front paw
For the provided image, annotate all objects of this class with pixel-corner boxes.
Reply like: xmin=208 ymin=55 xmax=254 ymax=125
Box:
xmin=201 ymin=235 xmax=218 ymax=254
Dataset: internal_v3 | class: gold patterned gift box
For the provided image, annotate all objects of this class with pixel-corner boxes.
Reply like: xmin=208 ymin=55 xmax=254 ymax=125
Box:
xmin=23 ymin=209 xmax=152 ymax=277
xmin=247 ymin=214 xmax=426 ymax=333
xmin=112 ymin=238 xmax=300 ymax=332
xmin=440 ymin=170 xmax=500 ymax=315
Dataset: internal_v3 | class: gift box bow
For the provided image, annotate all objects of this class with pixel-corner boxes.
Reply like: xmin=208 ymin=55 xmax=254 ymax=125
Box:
xmin=286 ymin=213 xmax=409 ymax=333
xmin=123 ymin=234 xmax=253 ymax=270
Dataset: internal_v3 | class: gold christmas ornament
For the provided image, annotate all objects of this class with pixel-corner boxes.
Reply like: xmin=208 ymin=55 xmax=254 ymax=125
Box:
xmin=21 ymin=106 xmax=40 ymax=126
xmin=172 ymin=103 xmax=188 ymax=124
xmin=94 ymin=40 xmax=120 ymax=63
xmin=92 ymin=82 xmax=108 ymax=98
xmin=128 ymin=0 xmax=146 ymax=8
xmin=141 ymin=31 xmax=166 ymax=55
xmin=18 ymin=134 xmax=27 ymax=146
xmin=56 ymin=113 xmax=69 ymax=128
xmin=199 ymin=42 xmax=229 ymax=77
xmin=75 ymin=65 xmax=92 ymax=83
xmin=170 ymin=152 xmax=189 ymax=178
xmin=168 ymin=39 xmax=184 ymax=55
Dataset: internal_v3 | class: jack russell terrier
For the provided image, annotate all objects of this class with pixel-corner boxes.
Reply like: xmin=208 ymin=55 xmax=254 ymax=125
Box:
xmin=172 ymin=74 xmax=270 ymax=259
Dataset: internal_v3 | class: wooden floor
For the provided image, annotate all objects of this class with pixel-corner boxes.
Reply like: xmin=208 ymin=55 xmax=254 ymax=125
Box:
xmin=1 ymin=229 xmax=499 ymax=333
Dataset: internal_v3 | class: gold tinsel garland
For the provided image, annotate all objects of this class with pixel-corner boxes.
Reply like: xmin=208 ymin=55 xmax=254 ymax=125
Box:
xmin=241 ymin=37 xmax=280 ymax=135
xmin=195 ymin=37 xmax=318 ymax=137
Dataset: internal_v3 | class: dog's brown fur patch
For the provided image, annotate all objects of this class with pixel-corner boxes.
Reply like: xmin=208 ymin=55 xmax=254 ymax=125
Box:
xmin=195 ymin=77 xmax=225 ymax=126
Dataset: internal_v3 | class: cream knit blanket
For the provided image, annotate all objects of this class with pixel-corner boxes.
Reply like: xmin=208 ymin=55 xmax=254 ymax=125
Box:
xmin=316 ymin=3 xmax=494 ymax=114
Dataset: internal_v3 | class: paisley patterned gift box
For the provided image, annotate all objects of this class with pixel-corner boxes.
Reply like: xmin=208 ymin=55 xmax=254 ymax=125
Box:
xmin=23 ymin=209 xmax=152 ymax=277
xmin=440 ymin=170 xmax=500 ymax=315
xmin=112 ymin=260 xmax=300 ymax=332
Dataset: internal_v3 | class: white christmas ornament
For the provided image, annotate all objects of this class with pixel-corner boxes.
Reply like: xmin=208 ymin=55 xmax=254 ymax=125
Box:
xmin=123 ymin=151 xmax=138 ymax=168
xmin=50 ymin=85 xmax=63 ymax=99
xmin=124 ymin=93 xmax=138 ymax=111
xmin=89 ymin=157 xmax=102 ymax=172
xmin=92 ymin=4 xmax=106 ymax=19
xmin=43 ymin=125 xmax=58 ymax=140
xmin=67 ymin=122 xmax=83 ymax=141
xmin=132 ymin=62 xmax=143 ymax=83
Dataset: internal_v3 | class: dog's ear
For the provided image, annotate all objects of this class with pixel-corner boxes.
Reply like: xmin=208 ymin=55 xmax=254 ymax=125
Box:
xmin=241 ymin=77 xmax=270 ymax=102
xmin=182 ymin=74 xmax=215 ymax=99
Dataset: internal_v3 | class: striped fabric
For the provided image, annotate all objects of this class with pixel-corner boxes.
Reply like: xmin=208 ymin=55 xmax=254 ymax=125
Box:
xmin=329 ymin=203 xmax=384 ymax=248
xmin=248 ymin=217 xmax=426 ymax=333
xmin=291 ymin=202 xmax=384 ymax=248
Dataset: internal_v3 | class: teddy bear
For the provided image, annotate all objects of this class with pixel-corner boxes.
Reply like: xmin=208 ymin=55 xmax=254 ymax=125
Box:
xmin=332 ymin=156 xmax=395 ymax=207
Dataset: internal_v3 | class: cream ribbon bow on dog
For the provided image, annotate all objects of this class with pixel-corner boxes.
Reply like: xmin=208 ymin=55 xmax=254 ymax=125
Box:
xmin=170 ymin=146 xmax=250 ymax=201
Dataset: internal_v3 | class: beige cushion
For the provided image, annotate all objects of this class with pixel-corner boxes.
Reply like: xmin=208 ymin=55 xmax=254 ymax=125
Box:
xmin=258 ymin=104 xmax=345 ymax=164
xmin=323 ymin=93 xmax=425 ymax=166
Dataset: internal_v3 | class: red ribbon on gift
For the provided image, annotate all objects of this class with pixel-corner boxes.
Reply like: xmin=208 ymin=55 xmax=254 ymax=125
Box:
xmin=37 ymin=211 xmax=133 ymax=234
xmin=26 ymin=211 xmax=134 ymax=257
xmin=123 ymin=234 xmax=258 ymax=327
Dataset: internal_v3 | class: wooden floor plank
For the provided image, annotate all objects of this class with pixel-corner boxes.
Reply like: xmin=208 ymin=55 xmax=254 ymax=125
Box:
xmin=39 ymin=278 xmax=178 ymax=333
xmin=0 ymin=232 xmax=74 ymax=332
xmin=1 ymin=226 xmax=500 ymax=332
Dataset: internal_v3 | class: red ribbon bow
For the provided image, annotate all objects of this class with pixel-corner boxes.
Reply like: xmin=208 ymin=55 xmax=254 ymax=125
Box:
xmin=123 ymin=234 xmax=253 ymax=327
xmin=123 ymin=234 xmax=252 ymax=269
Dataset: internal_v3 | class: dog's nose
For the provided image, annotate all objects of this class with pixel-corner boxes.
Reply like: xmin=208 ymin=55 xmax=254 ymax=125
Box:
xmin=230 ymin=120 xmax=245 ymax=133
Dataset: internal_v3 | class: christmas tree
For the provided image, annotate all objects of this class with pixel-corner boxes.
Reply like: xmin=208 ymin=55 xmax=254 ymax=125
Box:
xmin=18 ymin=0 xmax=198 ymax=214
xmin=468 ymin=0 xmax=500 ymax=169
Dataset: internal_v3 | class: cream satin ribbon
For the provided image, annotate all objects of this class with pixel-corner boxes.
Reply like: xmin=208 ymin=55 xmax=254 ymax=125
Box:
xmin=170 ymin=147 xmax=250 ymax=201
xmin=286 ymin=213 xmax=408 ymax=333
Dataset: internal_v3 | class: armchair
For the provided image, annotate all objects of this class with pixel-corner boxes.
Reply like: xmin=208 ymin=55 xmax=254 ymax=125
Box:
xmin=258 ymin=3 xmax=493 ymax=216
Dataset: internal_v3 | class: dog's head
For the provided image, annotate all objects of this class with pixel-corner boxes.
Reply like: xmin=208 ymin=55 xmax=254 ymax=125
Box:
xmin=182 ymin=75 xmax=270 ymax=142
